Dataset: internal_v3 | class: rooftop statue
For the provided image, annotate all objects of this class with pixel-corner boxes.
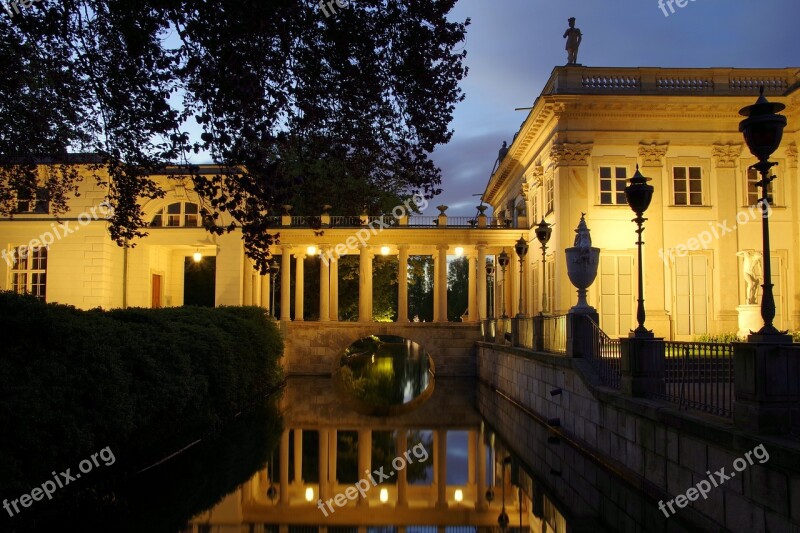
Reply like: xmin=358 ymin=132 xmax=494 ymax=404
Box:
xmin=492 ymin=141 xmax=509 ymax=173
xmin=563 ymin=17 xmax=583 ymax=65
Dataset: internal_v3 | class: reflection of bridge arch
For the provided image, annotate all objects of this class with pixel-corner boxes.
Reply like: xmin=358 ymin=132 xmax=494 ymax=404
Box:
xmin=281 ymin=322 xmax=481 ymax=377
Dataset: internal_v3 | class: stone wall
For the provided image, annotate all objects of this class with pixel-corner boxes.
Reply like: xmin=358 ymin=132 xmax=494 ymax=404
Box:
xmin=281 ymin=322 xmax=481 ymax=377
xmin=477 ymin=342 xmax=800 ymax=531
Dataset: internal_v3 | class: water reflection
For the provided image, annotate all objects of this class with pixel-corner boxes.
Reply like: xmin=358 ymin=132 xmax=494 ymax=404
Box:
xmin=186 ymin=377 xmax=702 ymax=532
xmin=335 ymin=335 xmax=433 ymax=415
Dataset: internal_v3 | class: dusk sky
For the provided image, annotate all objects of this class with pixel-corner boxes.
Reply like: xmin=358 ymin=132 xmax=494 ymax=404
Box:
xmin=431 ymin=0 xmax=800 ymax=216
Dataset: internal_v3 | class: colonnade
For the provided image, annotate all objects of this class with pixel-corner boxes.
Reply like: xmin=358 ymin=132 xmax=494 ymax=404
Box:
xmin=246 ymin=243 xmax=540 ymax=322
xmin=272 ymin=427 xmax=492 ymax=510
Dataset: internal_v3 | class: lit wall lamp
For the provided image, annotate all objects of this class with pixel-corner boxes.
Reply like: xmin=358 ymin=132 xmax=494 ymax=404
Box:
xmin=380 ymin=246 xmax=391 ymax=256
xmin=193 ymin=249 xmax=202 ymax=263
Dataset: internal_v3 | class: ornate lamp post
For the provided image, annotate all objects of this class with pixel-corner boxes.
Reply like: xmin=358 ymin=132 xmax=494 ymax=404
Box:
xmin=269 ymin=260 xmax=280 ymax=319
xmin=534 ymin=218 xmax=553 ymax=315
xmin=498 ymin=249 xmax=510 ymax=318
xmin=486 ymin=261 xmax=495 ymax=319
xmin=739 ymin=88 xmax=788 ymax=339
xmin=624 ymin=166 xmax=654 ymax=338
xmin=514 ymin=235 xmax=529 ymax=317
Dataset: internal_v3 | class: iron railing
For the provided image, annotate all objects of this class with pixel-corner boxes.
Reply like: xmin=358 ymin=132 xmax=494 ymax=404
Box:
xmin=481 ymin=318 xmax=511 ymax=345
xmin=656 ymin=341 xmax=734 ymax=418
xmin=586 ymin=317 xmax=622 ymax=389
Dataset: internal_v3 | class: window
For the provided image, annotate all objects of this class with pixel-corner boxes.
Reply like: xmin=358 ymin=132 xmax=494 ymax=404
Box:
xmin=150 ymin=202 xmax=206 ymax=227
xmin=545 ymin=175 xmax=554 ymax=214
xmin=532 ymin=189 xmax=539 ymax=223
xmin=10 ymin=246 xmax=47 ymax=300
xmin=673 ymin=166 xmax=703 ymax=206
xmin=746 ymin=167 xmax=775 ymax=207
xmin=599 ymin=166 xmax=627 ymax=205
xmin=16 ymin=188 xmax=49 ymax=214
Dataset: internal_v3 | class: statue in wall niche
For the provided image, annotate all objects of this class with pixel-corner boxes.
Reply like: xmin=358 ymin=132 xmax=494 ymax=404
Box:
xmin=737 ymin=250 xmax=763 ymax=305
xmin=563 ymin=17 xmax=583 ymax=65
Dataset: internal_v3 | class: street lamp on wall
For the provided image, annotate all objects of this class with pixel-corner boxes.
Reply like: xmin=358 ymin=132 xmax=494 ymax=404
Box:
xmin=514 ymin=236 xmax=529 ymax=317
xmin=739 ymin=87 xmax=789 ymax=339
xmin=498 ymin=249 xmax=510 ymax=318
xmin=624 ymin=165 xmax=654 ymax=338
xmin=534 ymin=218 xmax=553 ymax=315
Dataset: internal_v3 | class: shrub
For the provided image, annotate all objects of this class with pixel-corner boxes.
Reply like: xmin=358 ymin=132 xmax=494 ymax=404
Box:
xmin=0 ymin=292 xmax=283 ymax=512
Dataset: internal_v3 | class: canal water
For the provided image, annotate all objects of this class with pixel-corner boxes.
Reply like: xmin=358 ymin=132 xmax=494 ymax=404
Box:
xmin=183 ymin=336 xmax=702 ymax=533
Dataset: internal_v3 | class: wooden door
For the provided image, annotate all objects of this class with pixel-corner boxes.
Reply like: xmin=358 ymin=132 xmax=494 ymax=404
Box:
xmin=151 ymin=274 xmax=162 ymax=308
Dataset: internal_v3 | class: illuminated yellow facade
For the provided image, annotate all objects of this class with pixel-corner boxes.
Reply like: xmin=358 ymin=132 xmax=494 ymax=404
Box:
xmin=485 ymin=66 xmax=800 ymax=339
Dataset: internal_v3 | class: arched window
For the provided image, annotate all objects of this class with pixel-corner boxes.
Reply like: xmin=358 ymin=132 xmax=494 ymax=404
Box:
xmin=150 ymin=202 xmax=207 ymax=227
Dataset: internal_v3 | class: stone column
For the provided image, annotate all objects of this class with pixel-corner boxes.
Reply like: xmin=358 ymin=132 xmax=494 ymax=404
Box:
xmin=320 ymin=247 xmax=330 ymax=322
xmin=620 ymin=337 xmax=665 ymax=398
xmin=467 ymin=251 xmax=478 ymax=323
xmin=280 ymin=247 xmax=292 ymax=321
xmin=467 ymin=429 xmax=476 ymax=484
xmin=359 ymin=245 xmax=372 ymax=322
xmin=261 ymin=272 xmax=270 ymax=313
xmin=640 ymin=143 xmax=673 ymax=337
xmin=733 ymin=341 xmax=799 ymax=434
xmin=551 ymin=142 xmax=593 ymax=314
xmin=358 ymin=429 xmax=372 ymax=507
xmin=293 ymin=429 xmax=303 ymax=485
xmin=476 ymin=428 xmax=488 ymax=511
xmin=280 ymin=429 xmax=290 ymax=506
xmin=435 ymin=429 xmax=448 ymax=509
xmin=477 ymin=244 xmax=487 ymax=320
xmin=396 ymin=430 xmax=408 ymax=508
xmin=328 ymin=429 xmax=337 ymax=488
xmin=294 ymin=252 xmax=305 ymax=321
xmin=436 ymin=244 xmax=449 ymax=322
xmin=329 ymin=256 xmax=339 ymax=322
xmin=243 ymin=260 xmax=253 ymax=306
xmin=712 ymin=144 xmax=743 ymax=334
xmin=318 ymin=429 xmax=329 ymax=502
xmin=433 ymin=252 xmax=441 ymax=322
xmin=397 ymin=245 xmax=410 ymax=322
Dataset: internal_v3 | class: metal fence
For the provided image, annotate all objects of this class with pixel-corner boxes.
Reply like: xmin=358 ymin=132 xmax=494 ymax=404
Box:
xmin=586 ymin=317 xmax=622 ymax=389
xmin=657 ymin=341 xmax=734 ymax=418
xmin=481 ymin=318 xmax=511 ymax=345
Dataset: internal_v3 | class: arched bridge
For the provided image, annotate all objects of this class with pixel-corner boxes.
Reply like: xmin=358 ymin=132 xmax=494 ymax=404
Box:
xmin=280 ymin=322 xmax=482 ymax=377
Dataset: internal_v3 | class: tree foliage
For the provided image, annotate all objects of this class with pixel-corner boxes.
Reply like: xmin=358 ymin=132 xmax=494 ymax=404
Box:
xmin=0 ymin=0 xmax=470 ymax=270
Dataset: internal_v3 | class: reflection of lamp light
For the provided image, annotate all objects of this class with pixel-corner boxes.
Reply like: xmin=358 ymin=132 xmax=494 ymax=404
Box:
xmin=454 ymin=246 xmax=464 ymax=257
xmin=193 ymin=250 xmax=202 ymax=262
xmin=307 ymin=245 xmax=317 ymax=256
xmin=381 ymin=246 xmax=391 ymax=256
xmin=305 ymin=487 xmax=314 ymax=502
xmin=454 ymin=489 xmax=463 ymax=503
xmin=380 ymin=488 xmax=389 ymax=503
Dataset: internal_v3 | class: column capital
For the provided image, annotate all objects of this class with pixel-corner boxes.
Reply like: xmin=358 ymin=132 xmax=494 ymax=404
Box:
xmin=476 ymin=242 xmax=488 ymax=250
xmin=712 ymin=143 xmax=743 ymax=169
xmin=436 ymin=243 xmax=449 ymax=251
xmin=397 ymin=243 xmax=411 ymax=251
xmin=550 ymin=142 xmax=592 ymax=168
xmin=638 ymin=142 xmax=669 ymax=167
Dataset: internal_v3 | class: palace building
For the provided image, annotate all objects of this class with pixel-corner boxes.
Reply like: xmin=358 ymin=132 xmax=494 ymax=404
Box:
xmin=0 ymin=66 xmax=798 ymax=341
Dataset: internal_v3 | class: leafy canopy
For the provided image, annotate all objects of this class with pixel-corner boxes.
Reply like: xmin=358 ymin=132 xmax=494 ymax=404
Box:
xmin=0 ymin=0 xmax=469 ymax=270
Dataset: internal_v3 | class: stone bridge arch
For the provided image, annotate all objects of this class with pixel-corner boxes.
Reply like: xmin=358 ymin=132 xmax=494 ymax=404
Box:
xmin=281 ymin=322 xmax=481 ymax=377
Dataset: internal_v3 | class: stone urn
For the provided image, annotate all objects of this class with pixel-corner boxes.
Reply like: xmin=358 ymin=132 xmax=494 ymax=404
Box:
xmin=565 ymin=214 xmax=600 ymax=313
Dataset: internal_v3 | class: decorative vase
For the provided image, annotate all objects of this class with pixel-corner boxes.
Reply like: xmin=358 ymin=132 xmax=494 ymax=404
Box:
xmin=564 ymin=214 xmax=600 ymax=313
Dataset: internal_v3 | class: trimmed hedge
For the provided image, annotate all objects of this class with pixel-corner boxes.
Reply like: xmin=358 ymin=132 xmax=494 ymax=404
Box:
xmin=0 ymin=292 xmax=284 ymax=513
